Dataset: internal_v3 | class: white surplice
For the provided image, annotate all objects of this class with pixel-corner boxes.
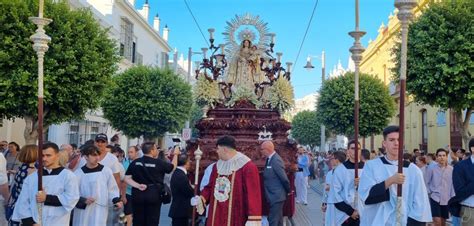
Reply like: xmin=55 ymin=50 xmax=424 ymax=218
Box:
xmin=11 ymin=167 xmax=79 ymax=225
xmin=358 ymin=156 xmax=432 ymax=226
xmin=324 ymin=169 xmax=337 ymax=226
xmin=73 ymin=164 xmax=119 ymax=226
xmin=326 ymin=161 xmax=364 ymax=226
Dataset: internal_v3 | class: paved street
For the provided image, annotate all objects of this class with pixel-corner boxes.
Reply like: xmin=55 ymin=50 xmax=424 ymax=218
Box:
xmin=288 ymin=179 xmax=325 ymax=226
xmin=159 ymin=179 xmax=325 ymax=226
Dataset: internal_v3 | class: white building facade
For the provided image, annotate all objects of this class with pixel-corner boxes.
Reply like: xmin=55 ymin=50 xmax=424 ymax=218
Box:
xmin=1 ymin=0 xmax=173 ymax=147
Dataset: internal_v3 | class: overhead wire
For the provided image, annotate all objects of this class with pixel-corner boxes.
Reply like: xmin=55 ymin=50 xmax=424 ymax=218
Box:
xmin=291 ymin=0 xmax=320 ymax=73
xmin=183 ymin=0 xmax=210 ymax=47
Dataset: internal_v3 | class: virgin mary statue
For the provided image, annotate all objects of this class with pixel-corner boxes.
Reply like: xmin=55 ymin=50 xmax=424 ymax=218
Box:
xmin=226 ymin=39 xmax=260 ymax=91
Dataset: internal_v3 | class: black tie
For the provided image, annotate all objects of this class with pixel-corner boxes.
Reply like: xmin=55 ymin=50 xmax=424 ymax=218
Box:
xmin=266 ymin=158 xmax=270 ymax=166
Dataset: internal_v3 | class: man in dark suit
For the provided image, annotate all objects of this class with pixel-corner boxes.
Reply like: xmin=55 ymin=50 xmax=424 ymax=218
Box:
xmin=261 ymin=141 xmax=291 ymax=226
xmin=169 ymin=154 xmax=194 ymax=226
xmin=451 ymin=138 xmax=474 ymax=226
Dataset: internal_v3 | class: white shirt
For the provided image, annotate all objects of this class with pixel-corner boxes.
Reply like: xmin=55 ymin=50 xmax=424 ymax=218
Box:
xmin=0 ymin=153 xmax=7 ymax=201
xmin=267 ymin=152 xmax=276 ymax=163
xmin=117 ymin=163 xmax=126 ymax=180
xmin=200 ymin=163 xmax=216 ymax=192
xmin=460 ymin=156 xmax=474 ymax=207
xmin=177 ymin=166 xmax=187 ymax=175
xmin=0 ymin=153 xmax=7 ymax=185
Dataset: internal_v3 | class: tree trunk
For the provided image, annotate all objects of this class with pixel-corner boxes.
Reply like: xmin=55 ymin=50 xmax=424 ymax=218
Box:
xmin=23 ymin=116 xmax=39 ymax=145
xmin=143 ymin=136 xmax=157 ymax=143
xmin=23 ymin=116 xmax=49 ymax=145
xmin=454 ymin=109 xmax=472 ymax=149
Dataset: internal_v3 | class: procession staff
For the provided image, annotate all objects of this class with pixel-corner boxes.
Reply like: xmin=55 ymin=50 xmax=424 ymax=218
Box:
xmin=191 ymin=146 xmax=203 ymax=226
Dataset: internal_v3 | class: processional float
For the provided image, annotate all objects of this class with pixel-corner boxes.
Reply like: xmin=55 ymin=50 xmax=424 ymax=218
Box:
xmin=187 ymin=13 xmax=298 ymax=223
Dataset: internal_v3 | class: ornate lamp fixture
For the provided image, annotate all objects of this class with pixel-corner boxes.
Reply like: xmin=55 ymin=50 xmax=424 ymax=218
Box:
xmin=255 ymin=39 xmax=292 ymax=100
xmin=259 ymin=52 xmax=292 ymax=83
xmin=195 ymin=28 xmax=227 ymax=81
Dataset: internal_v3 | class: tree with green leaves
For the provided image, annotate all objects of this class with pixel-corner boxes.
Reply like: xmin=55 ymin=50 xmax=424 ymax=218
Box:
xmin=316 ymin=72 xmax=395 ymax=138
xmin=102 ymin=66 xmax=193 ymax=141
xmin=392 ymin=0 xmax=473 ymax=147
xmin=291 ymin=110 xmax=328 ymax=148
xmin=0 ymin=0 xmax=118 ymax=144
xmin=188 ymin=103 xmax=204 ymax=138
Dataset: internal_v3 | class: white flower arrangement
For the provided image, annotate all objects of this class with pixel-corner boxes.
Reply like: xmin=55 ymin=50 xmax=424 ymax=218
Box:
xmin=226 ymin=85 xmax=262 ymax=108
xmin=267 ymin=77 xmax=295 ymax=113
xmin=193 ymin=75 xmax=220 ymax=108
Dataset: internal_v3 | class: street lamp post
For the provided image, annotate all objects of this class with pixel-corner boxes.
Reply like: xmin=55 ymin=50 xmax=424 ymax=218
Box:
xmin=29 ymin=0 xmax=52 ymax=224
xmin=186 ymin=47 xmax=202 ymax=129
xmin=349 ymin=0 xmax=365 ymax=208
xmin=187 ymin=47 xmax=203 ymax=84
xmin=321 ymin=52 xmax=326 ymax=152
xmin=394 ymin=1 xmax=417 ymax=225
xmin=304 ymin=51 xmax=326 ymax=152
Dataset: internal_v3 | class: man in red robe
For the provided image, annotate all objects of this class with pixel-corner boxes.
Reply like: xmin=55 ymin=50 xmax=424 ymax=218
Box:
xmin=193 ymin=135 xmax=262 ymax=226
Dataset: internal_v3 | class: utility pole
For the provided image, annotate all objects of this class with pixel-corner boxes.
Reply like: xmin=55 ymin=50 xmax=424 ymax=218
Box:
xmin=320 ymin=51 xmax=326 ymax=152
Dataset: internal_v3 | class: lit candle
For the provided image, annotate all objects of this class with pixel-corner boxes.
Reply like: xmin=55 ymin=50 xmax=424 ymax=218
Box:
xmin=208 ymin=28 xmax=215 ymax=39
xmin=39 ymin=0 xmax=44 ymax=18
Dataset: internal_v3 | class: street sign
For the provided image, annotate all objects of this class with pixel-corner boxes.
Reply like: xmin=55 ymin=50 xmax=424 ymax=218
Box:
xmin=182 ymin=128 xmax=192 ymax=141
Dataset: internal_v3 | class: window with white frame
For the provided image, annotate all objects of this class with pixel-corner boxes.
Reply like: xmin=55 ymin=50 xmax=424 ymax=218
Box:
xmin=161 ymin=52 xmax=169 ymax=68
xmin=436 ymin=110 xmax=446 ymax=126
xmin=155 ymin=53 xmax=160 ymax=66
xmin=136 ymin=53 xmax=143 ymax=65
xmin=120 ymin=18 xmax=134 ymax=61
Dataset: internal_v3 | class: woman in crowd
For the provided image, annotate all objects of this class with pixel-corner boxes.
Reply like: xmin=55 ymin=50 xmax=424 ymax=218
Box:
xmin=415 ymin=155 xmax=428 ymax=183
xmin=7 ymin=145 xmax=37 ymax=226
xmin=5 ymin=142 xmax=21 ymax=183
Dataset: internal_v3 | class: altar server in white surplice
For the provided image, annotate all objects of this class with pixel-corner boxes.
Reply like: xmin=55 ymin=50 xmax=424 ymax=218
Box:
xmin=73 ymin=145 xmax=122 ymax=226
xmin=330 ymin=140 xmax=364 ymax=226
xmin=12 ymin=142 xmax=79 ymax=226
xmin=325 ymin=151 xmax=347 ymax=226
xmin=358 ymin=126 xmax=431 ymax=226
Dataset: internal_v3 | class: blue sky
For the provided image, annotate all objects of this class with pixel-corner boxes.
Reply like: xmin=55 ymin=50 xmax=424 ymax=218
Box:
xmin=135 ymin=0 xmax=394 ymax=99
